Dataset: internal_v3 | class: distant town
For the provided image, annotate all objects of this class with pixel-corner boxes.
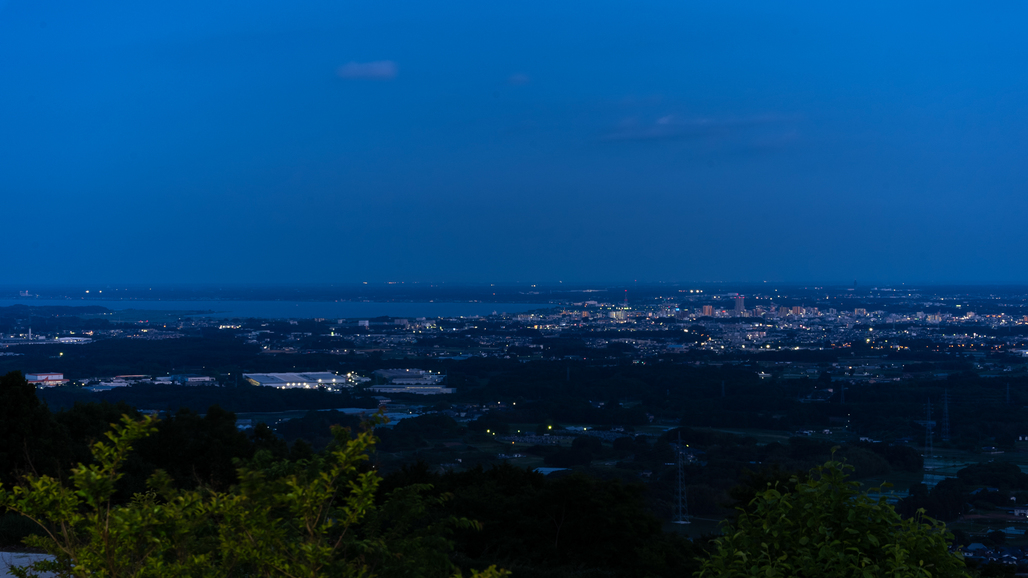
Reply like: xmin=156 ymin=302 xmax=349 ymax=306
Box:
xmin=6 ymin=284 xmax=1028 ymax=390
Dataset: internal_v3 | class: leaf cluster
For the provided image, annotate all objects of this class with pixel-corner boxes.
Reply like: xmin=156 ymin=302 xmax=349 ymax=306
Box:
xmin=698 ymin=459 xmax=969 ymax=578
xmin=0 ymin=415 xmax=508 ymax=578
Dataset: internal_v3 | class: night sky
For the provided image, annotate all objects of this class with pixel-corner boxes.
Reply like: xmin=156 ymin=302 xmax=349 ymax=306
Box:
xmin=3 ymin=1 xmax=1027 ymax=285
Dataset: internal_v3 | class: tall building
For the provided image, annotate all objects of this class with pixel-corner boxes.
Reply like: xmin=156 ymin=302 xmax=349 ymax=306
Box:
xmin=702 ymin=305 xmax=714 ymax=317
xmin=791 ymin=306 xmax=804 ymax=316
xmin=733 ymin=296 xmax=745 ymax=314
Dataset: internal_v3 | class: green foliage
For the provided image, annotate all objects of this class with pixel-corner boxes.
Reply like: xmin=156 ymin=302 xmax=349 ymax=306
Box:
xmin=0 ymin=414 xmax=508 ymax=578
xmin=361 ymin=484 xmax=478 ymax=578
xmin=698 ymin=459 xmax=968 ymax=578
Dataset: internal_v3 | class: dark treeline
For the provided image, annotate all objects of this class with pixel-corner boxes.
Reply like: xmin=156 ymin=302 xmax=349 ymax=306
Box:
xmin=900 ymin=462 xmax=1028 ymax=531
xmin=0 ymin=370 xmax=705 ymax=577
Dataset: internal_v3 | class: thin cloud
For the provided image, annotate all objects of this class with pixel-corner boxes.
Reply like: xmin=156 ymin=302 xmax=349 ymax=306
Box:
xmin=336 ymin=61 xmax=397 ymax=80
xmin=601 ymin=114 xmax=796 ymax=142
xmin=508 ymin=73 xmax=530 ymax=85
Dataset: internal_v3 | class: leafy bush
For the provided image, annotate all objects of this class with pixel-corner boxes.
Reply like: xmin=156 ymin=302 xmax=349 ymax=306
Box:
xmin=0 ymin=415 xmax=509 ymax=578
xmin=698 ymin=459 xmax=968 ymax=578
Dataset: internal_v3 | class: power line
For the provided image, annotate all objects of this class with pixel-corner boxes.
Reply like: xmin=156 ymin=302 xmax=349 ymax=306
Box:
xmin=941 ymin=390 xmax=950 ymax=443
xmin=673 ymin=431 xmax=690 ymax=525
xmin=924 ymin=398 xmax=933 ymax=460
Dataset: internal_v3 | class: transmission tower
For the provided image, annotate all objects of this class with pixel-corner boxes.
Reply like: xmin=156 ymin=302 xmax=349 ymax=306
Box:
xmin=941 ymin=390 xmax=950 ymax=443
xmin=924 ymin=398 xmax=934 ymax=460
xmin=673 ymin=432 xmax=690 ymax=524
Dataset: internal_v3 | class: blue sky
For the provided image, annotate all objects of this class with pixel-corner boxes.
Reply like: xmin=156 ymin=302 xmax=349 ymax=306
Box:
xmin=2 ymin=0 xmax=1027 ymax=284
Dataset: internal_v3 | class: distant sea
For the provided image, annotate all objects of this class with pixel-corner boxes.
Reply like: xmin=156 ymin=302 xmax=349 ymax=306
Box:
xmin=0 ymin=299 xmax=550 ymax=320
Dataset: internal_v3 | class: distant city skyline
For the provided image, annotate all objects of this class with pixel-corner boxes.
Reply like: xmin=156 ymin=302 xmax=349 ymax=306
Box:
xmin=3 ymin=0 xmax=1027 ymax=284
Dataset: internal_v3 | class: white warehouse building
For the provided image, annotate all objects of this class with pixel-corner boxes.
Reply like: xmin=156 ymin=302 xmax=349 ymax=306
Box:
xmin=243 ymin=372 xmax=360 ymax=389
